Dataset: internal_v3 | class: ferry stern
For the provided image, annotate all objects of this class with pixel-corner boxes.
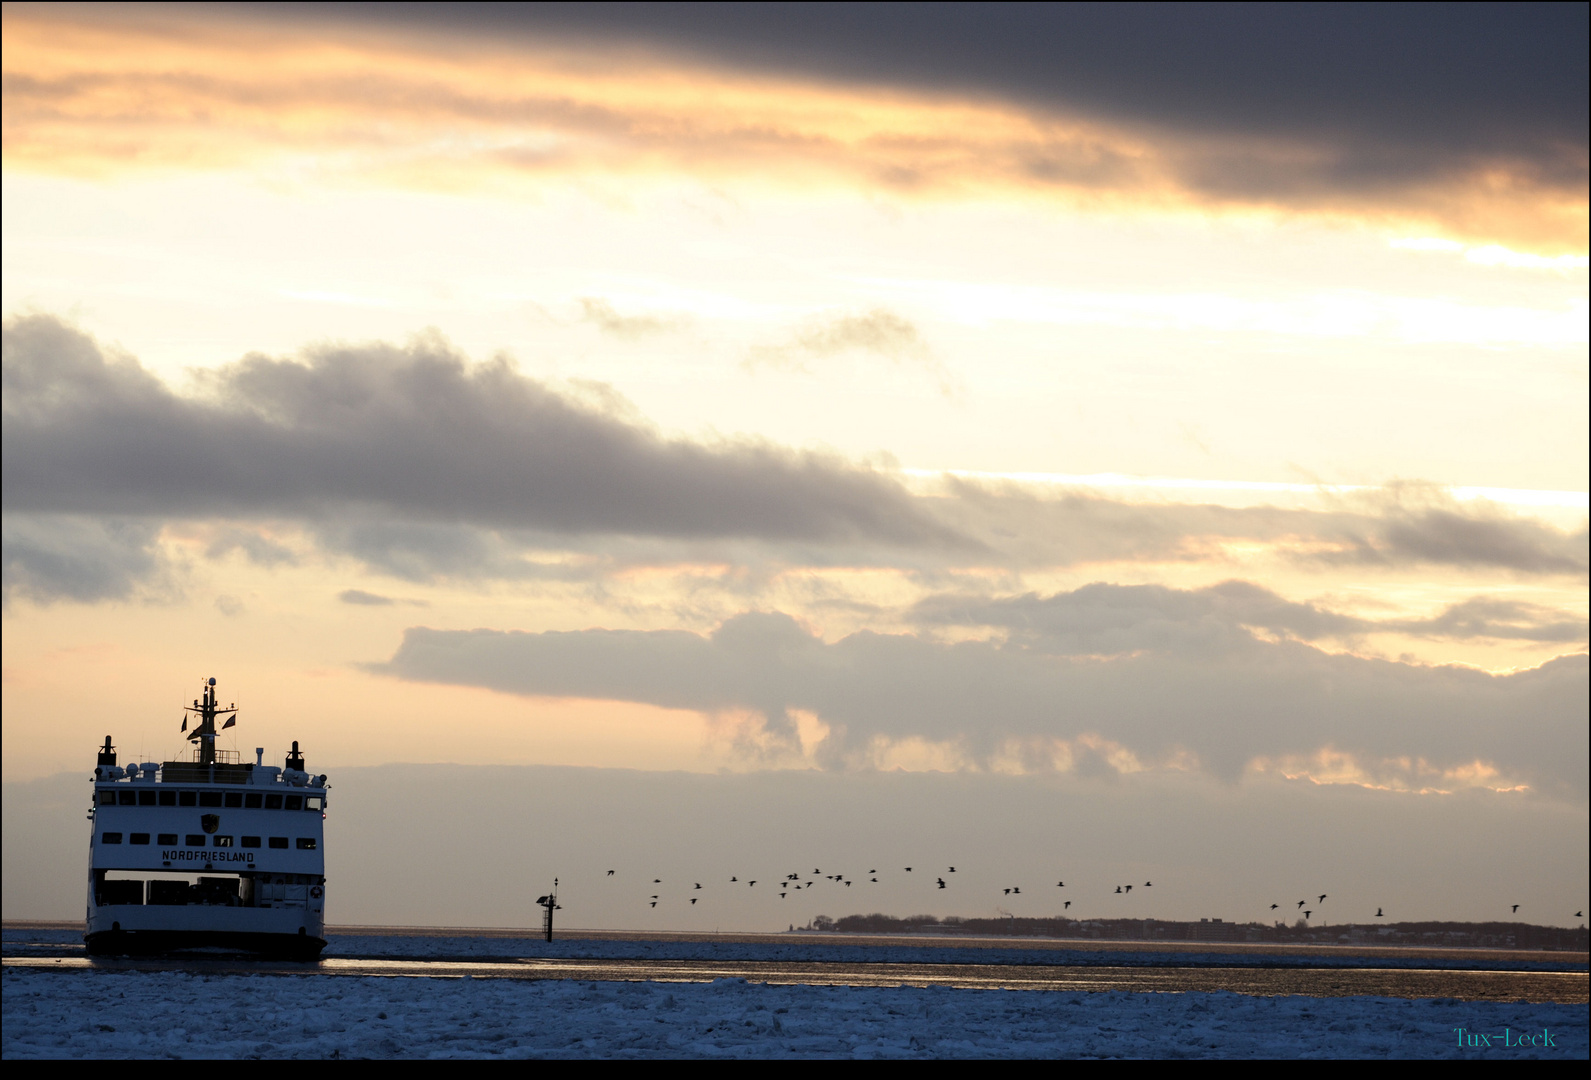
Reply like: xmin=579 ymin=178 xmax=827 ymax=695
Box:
xmin=84 ymin=678 xmax=329 ymax=959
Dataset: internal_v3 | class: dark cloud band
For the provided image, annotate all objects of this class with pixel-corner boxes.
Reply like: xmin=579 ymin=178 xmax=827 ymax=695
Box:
xmin=2 ymin=315 xmax=960 ymax=548
xmin=375 ymin=605 xmax=1589 ymax=797
xmin=283 ymin=2 xmax=1589 ymax=201
xmin=5 ymin=316 xmax=1583 ymax=598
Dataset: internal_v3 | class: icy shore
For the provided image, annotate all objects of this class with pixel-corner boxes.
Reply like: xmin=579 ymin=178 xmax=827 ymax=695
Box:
xmin=5 ymin=927 xmax=1585 ymax=1058
xmin=5 ymin=967 xmax=1585 ymax=1059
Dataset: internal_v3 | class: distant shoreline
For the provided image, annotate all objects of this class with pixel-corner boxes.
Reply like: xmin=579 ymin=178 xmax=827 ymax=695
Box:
xmin=8 ymin=920 xmax=1585 ymax=965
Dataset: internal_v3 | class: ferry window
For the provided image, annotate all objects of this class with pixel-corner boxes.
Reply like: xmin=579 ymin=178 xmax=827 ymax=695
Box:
xmin=265 ymin=794 xmax=283 ymax=810
xmin=179 ymin=791 xmax=197 ymax=807
xmin=99 ymin=880 xmax=144 ymax=906
xmin=242 ymin=836 xmax=261 ymax=848
xmin=284 ymin=795 xmax=303 ymax=811
xmin=305 ymin=797 xmax=323 ymax=811
xmin=98 ymin=791 xmax=115 ymax=805
xmin=269 ymin=837 xmax=289 ymax=849
xmin=130 ymin=833 xmax=150 ymax=845
xmin=214 ymin=835 xmax=234 ymax=848
xmin=186 ymin=834 xmax=206 ymax=846
xmin=118 ymin=791 xmax=136 ymax=806
xmin=224 ymin=793 xmax=243 ymax=808
xmin=138 ymin=791 xmax=157 ymax=806
xmin=296 ymin=837 xmax=317 ymax=850
xmin=101 ymin=832 xmax=123 ymax=844
xmin=159 ymin=791 xmax=176 ymax=806
xmin=199 ymin=792 xmax=223 ymax=808
xmin=245 ymin=794 xmax=263 ymax=808
xmin=158 ymin=833 xmax=177 ymax=845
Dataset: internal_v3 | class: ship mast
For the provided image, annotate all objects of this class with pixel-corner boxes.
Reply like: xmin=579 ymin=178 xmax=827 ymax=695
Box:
xmin=184 ymin=677 xmax=237 ymax=765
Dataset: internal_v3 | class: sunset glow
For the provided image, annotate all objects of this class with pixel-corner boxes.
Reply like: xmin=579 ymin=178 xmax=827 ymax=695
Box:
xmin=3 ymin=3 xmax=1585 ymax=928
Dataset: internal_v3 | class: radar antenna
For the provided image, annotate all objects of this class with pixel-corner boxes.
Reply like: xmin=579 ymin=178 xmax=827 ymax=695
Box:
xmin=183 ymin=676 xmax=238 ymax=766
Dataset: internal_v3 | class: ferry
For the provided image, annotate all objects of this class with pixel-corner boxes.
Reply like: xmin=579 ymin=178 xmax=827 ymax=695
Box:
xmin=85 ymin=678 xmax=329 ymax=959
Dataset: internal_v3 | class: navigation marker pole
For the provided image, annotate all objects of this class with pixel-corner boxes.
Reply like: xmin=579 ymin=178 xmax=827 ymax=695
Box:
xmin=537 ymin=878 xmax=560 ymax=942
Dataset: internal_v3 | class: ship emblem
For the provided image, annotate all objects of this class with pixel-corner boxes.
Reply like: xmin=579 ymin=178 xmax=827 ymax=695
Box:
xmin=201 ymin=814 xmax=220 ymax=834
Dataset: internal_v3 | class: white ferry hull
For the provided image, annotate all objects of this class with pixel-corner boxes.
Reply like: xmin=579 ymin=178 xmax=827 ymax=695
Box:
xmin=86 ymin=680 xmax=331 ymax=961
xmin=85 ymin=904 xmax=326 ymax=959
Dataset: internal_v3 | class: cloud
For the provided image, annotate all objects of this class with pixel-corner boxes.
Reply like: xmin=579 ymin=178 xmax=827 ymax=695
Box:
xmin=203 ymin=526 xmax=298 ymax=567
xmin=1370 ymin=506 xmax=1589 ymax=574
xmin=750 ymin=309 xmax=928 ymax=366
xmin=578 ymin=298 xmax=683 ymax=340
xmin=338 ymin=589 xmax=395 ymax=606
xmin=1 ymin=514 xmax=174 ymax=605
xmin=1387 ymin=597 xmax=1590 ymax=644
xmin=5 ymin=317 xmax=1582 ymax=586
xmin=2 ymin=315 xmax=961 ymax=549
xmin=746 ymin=308 xmax=953 ymax=392
xmin=298 ymin=488 xmax=1590 ymax=584
xmin=923 ymin=479 xmax=1589 ymax=576
xmin=374 ymin=606 xmax=1589 ymax=798
xmin=913 ymin=580 xmax=1588 ymax=649
xmin=373 ymin=5 xmax=1585 ymax=174
xmin=913 ymin=581 xmax=1362 ymax=655
xmin=4 ymin=5 xmax=1582 ymax=250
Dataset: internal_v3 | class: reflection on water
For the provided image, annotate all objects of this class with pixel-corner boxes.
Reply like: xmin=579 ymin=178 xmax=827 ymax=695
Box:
xmin=6 ymin=954 xmax=1585 ymax=1003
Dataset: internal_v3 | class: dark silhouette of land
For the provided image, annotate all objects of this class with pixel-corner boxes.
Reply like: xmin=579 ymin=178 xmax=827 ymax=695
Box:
xmin=804 ymin=913 xmax=1590 ymax=951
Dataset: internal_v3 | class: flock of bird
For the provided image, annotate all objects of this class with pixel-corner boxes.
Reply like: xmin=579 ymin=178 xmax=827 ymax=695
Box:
xmin=585 ymin=867 xmax=1581 ymax=923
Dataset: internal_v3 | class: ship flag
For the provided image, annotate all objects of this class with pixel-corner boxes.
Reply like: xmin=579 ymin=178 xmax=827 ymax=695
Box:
xmin=181 ymin=716 xmax=188 ymax=732
xmin=222 ymin=716 xmax=236 ymax=730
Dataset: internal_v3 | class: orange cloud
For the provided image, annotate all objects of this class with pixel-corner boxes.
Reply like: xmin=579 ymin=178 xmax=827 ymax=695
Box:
xmin=3 ymin=6 xmax=1583 ymax=253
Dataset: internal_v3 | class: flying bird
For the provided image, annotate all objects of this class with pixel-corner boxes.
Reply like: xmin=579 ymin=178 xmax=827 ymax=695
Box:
xmin=1304 ymin=910 xmax=1312 ymax=919
xmin=1145 ymin=882 xmax=1153 ymax=887
xmin=694 ymin=883 xmax=702 ymax=890
xmin=749 ymin=881 xmax=757 ymax=887
xmin=1064 ymin=901 xmax=1071 ymax=909
xmin=780 ymin=892 xmax=787 ymax=899
xmin=948 ymin=867 xmax=956 ymax=873
xmin=1318 ymin=894 xmax=1327 ymax=903
xmin=936 ymin=878 xmax=946 ymax=889
xmin=1376 ymin=908 xmax=1384 ymax=917
xmin=1512 ymin=905 xmax=1520 ymax=913
xmin=730 ymin=877 xmax=738 ymax=882
xmin=1057 ymin=882 xmax=1065 ymax=888
xmin=1270 ymin=904 xmax=1279 ymax=911
xmin=1013 ymin=887 xmax=1021 ymax=895
xmin=1115 ymin=886 xmax=1123 ymax=894
xmin=905 ymin=867 xmax=913 ymax=872
xmin=1004 ymin=889 xmax=1011 ymax=895
xmin=654 ymin=879 xmax=662 ymax=884
xmin=606 ymin=870 xmax=615 ymax=876
xmin=1297 ymin=901 xmax=1306 ymax=909
xmin=1125 ymin=885 xmax=1132 ymax=893
xmin=649 ymin=902 xmax=657 ymax=908
xmin=690 ymin=898 xmax=698 ymax=905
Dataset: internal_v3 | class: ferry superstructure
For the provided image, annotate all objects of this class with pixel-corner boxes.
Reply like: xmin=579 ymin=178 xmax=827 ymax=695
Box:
xmin=85 ymin=678 xmax=329 ymax=958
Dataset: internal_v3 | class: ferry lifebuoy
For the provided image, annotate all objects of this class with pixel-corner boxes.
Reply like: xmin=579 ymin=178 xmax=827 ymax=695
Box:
xmin=311 ymin=886 xmax=322 ymax=898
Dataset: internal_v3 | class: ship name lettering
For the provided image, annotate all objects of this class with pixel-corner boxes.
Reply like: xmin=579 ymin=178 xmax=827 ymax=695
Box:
xmin=160 ymin=850 xmax=256 ymax=863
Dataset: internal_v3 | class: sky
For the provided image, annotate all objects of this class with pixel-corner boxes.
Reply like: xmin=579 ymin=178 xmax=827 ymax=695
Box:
xmin=2 ymin=3 xmax=1586 ymax=928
